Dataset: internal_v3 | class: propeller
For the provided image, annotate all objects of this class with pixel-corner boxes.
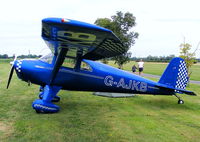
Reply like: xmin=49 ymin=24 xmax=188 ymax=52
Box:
xmin=6 ymin=55 xmax=17 ymax=89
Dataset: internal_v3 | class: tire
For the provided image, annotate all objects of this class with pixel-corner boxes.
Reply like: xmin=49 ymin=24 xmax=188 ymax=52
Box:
xmin=178 ymin=100 xmax=184 ymax=104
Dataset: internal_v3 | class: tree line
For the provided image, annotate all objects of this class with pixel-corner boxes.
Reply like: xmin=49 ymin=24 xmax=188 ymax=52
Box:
xmin=131 ymin=55 xmax=176 ymax=62
xmin=0 ymin=54 xmax=42 ymax=59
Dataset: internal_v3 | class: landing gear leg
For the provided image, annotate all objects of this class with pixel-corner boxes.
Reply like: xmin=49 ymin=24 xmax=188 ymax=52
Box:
xmin=33 ymin=85 xmax=61 ymax=113
xmin=174 ymin=94 xmax=184 ymax=104
xmin=38 ymin=86 xmax=60 ymax=102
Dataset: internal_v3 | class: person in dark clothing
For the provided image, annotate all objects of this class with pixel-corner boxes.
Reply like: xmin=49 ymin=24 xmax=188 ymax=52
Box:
xmin=132 ymin=64 xmax=137 ymax=73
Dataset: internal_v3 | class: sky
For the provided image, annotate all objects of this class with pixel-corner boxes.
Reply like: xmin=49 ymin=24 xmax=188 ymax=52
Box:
xmin=0 ymin=0 xmax=200 ymax=57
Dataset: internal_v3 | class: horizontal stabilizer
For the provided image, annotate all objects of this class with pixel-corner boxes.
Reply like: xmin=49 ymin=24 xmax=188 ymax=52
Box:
xmin=179 ymin=89 xmax=197 ymax=96
xmin=93 ymin=92 xmax=135 ymax=98
xmin=156 ymin=83 xmax=197 ymax=96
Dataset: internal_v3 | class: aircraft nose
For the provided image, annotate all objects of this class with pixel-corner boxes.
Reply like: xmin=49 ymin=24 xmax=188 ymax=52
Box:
xmin=14 ymin=60 xmax=23 ymax=73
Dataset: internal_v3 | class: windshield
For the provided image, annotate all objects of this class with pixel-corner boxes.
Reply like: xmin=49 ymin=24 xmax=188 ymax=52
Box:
xmin=81 ymin=61 xmax=92 ymax=72
xmin=39 ymin=53 xmax=53 ymax=64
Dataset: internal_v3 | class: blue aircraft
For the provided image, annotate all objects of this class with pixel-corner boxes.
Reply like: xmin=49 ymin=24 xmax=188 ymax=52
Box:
xmin=7 ymin=18 xmax=196 ymax=113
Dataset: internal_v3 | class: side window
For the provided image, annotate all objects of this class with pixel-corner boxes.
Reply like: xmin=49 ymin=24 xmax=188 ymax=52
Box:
xmin=81 ymin=61 xmax=92 ymax=72
xmin=39 ymin=53 xmax=53 ymax=64
xmin=62 ymin=58 xmax=75 ymax=68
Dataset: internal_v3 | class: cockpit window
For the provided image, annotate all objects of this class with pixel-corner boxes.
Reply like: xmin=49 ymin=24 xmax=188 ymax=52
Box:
xmin=39 ymin=53 xmax=53 ymax=64
xmin=81 ymin=61 xmax=92 ymax=72
xmin=39 ymin=53 xmax=92 ymax=72
xmin=62 ymin=58 xmax=75 ymax=68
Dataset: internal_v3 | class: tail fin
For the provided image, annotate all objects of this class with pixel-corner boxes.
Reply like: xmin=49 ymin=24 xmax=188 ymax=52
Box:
xmin=158 ymin=57 xmax=188 ymax=90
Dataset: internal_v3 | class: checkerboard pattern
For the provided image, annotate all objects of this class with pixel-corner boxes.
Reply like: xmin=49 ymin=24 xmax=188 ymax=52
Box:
xmin=175 ymin=60 xmax=188 ymax=91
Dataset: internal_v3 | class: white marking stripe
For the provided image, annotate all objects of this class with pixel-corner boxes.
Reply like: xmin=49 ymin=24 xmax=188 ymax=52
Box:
xmin=35 ymin=66 xmax=104 ymax=80
xmin=34 ymin=104 xmax=57 ymax=110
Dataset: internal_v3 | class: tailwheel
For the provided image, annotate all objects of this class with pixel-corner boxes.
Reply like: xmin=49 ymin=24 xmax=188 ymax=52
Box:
xmin=174 ymin=94 xmax=184 ymax=104
xmin=178 ymin=99 xmax=184 ymax=104
xmin=32 ymin=99 xmax=60 ymax=113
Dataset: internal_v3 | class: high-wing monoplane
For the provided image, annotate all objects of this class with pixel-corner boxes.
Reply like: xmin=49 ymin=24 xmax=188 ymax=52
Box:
xmin=7 ymin=18 xmax=196 ymax=113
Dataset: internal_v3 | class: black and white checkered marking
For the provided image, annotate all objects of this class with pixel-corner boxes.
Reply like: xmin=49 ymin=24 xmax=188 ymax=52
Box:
xmin=175 ymin=60 xmax=188 ymax=91
xmin=16 ymin=60 xmax=22 ymax=72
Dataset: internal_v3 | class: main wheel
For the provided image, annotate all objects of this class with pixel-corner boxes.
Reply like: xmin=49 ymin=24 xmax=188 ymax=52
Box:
xmin=32 ymin=99 xmax=60 ymax=113
xmin=178 ymin=99 xmax=184 ymax=104
xmin=52 ymin=96 xmax=60 ymax=102
xmin=39 ymin=92 xmax=43 ymax=99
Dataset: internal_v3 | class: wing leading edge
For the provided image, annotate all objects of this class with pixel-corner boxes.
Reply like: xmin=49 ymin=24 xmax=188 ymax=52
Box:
xmin=42 ymin=18 xmax=125 ymax=60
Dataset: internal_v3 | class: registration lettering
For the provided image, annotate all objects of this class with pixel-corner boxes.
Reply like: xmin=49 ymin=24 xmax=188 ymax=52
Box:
xmin=104 ymin=76 xmax=113 ymax=86
xmin=104 ymin=75 xmax=147 ymax=92
xmin=57 ymin=31 xmax=96 ymax=44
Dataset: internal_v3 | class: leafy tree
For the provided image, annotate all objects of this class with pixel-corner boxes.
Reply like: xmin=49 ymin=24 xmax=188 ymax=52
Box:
xmin=179 ymin=42 xmax=196 ymax=80
xmin=101 ymin=58 xmax=109 ymax=64
xmin=95 ymin=11 xmax=138 ymax=68
xmin=115 ymin=52 xmax=132 ymax=69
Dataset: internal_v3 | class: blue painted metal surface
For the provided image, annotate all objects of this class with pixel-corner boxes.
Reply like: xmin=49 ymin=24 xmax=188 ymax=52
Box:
xmin=13 ymin=57 xmax=193 ymax=96
xmin=9 ymin=18 xmax=196 ymax=113
xmin=42 ymin=18 xmax=125 ymax=60
xmin=12 ymin=54 xmax=195 ymax=113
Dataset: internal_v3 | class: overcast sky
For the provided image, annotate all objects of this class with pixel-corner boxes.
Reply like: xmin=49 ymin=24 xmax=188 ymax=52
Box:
xmin=0 ymin=0 xmax=200 ymax=57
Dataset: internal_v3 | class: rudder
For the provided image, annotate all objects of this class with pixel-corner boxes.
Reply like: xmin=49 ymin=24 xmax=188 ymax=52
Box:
xmin=158 ymin=57 xmax=188 ymax=90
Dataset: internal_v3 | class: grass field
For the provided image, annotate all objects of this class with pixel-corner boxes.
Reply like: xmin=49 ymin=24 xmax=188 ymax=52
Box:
xmin=0 ymin=62 xmax=200 ymax=142
xmin=108 ymin=61 xmax=200 ymax=81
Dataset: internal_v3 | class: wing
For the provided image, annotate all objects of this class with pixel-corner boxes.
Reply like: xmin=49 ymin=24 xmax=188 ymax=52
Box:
xmin=42 ymin=18 xmax=125 ymax=60
xmin=42 ymin=18 xmax=125 ymax=84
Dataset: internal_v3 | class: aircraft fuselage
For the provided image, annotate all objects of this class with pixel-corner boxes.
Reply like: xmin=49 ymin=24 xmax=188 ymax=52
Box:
xmin=14 ymin=59 xmax=174 ymax=95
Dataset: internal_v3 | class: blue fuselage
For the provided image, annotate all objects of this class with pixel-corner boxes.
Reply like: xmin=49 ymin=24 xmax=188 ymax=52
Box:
xmin=14 ymin=59 xmax=173 ymax=95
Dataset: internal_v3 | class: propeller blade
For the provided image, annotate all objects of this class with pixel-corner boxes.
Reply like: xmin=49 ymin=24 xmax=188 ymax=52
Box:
xmin=7 ymin=65 xmax=15 ymax=89
xmin=7 ymin=55 xmax=17 ymax=89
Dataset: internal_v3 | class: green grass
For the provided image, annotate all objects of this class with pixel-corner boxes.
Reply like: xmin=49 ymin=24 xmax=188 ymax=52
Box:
xmin=0 ymin=59 xmax=12 ymax=63
xmin=0 ymin=62 xmax=200 ymax=142
xmin=108 ymin=61 xmax=200 ymax=81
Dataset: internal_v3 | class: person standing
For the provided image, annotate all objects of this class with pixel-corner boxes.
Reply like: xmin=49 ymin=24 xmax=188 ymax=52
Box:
xmin=138 ymin=59 xmax=144 ymax=76
xmin=132 ymin=64 xmax=137 ymax=73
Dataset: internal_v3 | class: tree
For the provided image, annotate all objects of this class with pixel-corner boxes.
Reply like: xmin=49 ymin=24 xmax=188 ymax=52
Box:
xmin=95 ymin=11 xmax=138 ymax=68
xmin=179 ymin=42 xmax=196 ymax=80
xmin=0 ymin=54 xmax=8 ymax=59
xmin=114 ymin=52 xmax=132 ymax=69
xmin=101 ymin=58 xmax=109 ymax=64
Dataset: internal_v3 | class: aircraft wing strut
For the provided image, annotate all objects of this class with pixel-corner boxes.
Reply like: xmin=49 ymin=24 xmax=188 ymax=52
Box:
xmin=49 ymin=48 xmax=68 ymax=84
